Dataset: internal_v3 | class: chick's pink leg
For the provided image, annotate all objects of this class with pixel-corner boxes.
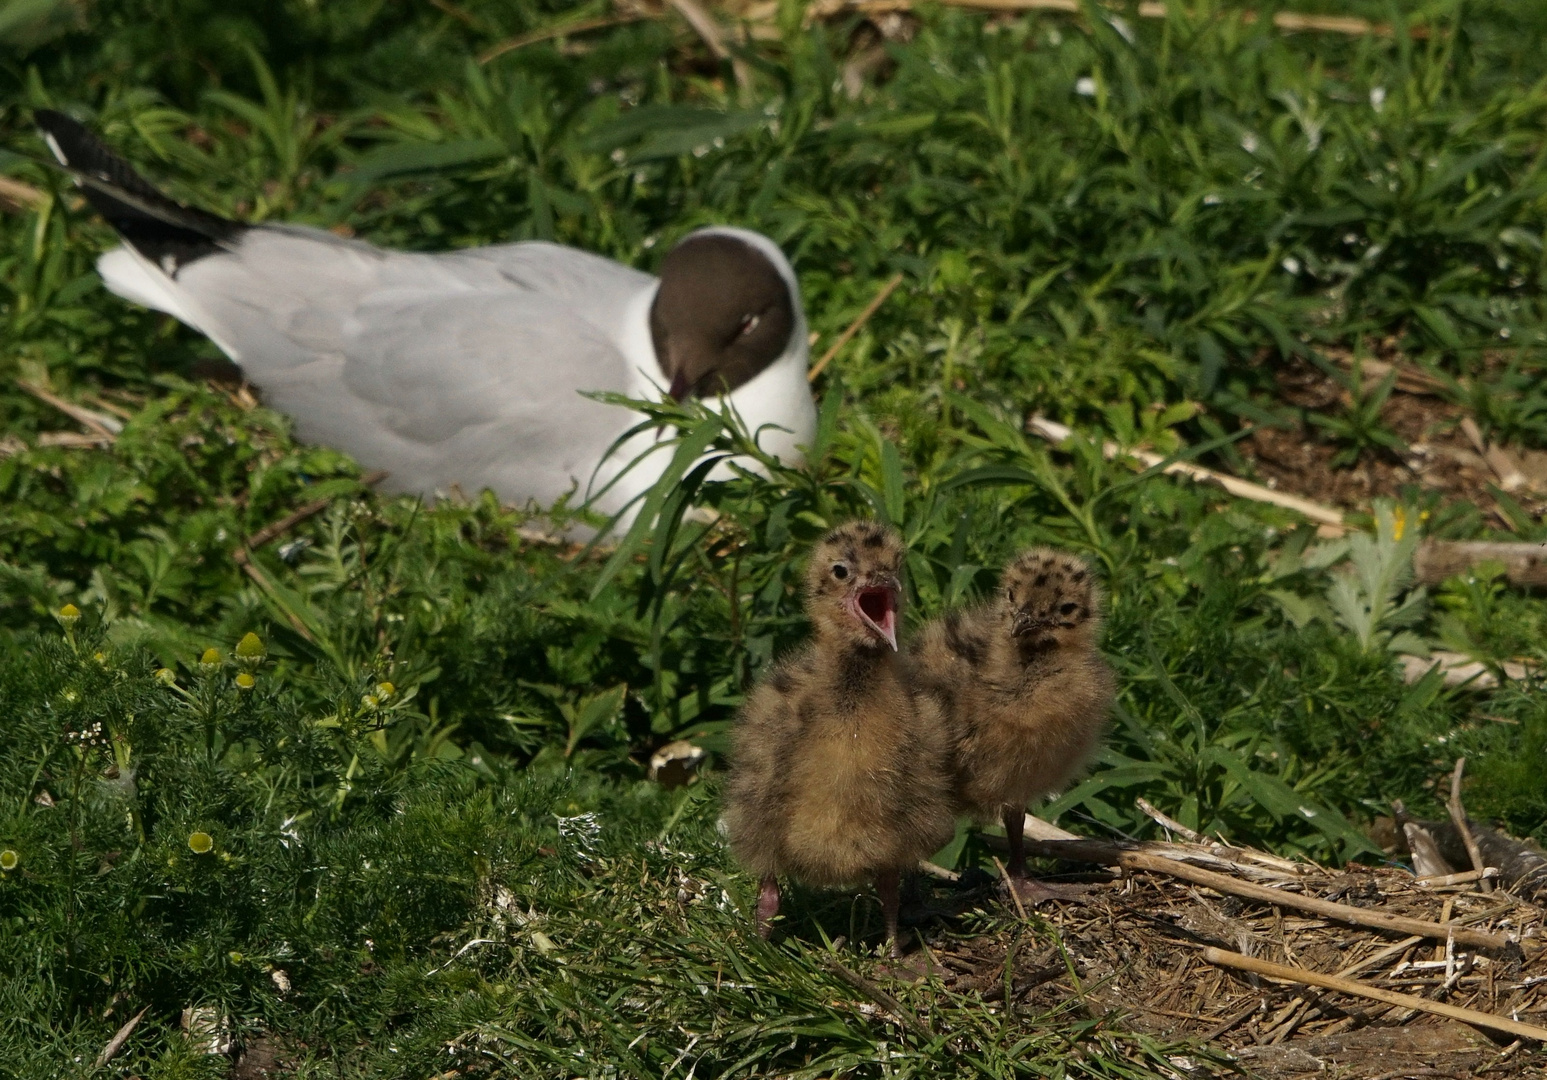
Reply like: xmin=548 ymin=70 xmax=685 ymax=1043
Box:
xmin=756 ymin=874 xmax=781 ymax=938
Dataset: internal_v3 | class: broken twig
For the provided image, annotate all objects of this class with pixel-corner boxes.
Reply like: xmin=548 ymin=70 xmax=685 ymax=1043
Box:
xmin=94 ymin=1006 xmax=151 ymax=1068
xmin=1461 ymin=417 xmax=1528 ymax=493
xmin=1447 ymin=758 xmax=1493 ymax=895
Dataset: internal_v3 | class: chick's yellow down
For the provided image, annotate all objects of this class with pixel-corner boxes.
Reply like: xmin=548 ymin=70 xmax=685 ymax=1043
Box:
xmin=724 ymin=521 xmax=956 ymax=950
xmin=914 ymin=547 xmax=1114 ymax=898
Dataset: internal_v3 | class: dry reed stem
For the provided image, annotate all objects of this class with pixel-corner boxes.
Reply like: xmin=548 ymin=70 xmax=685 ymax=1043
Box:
xmin=808 ymin=273 xmax=905 ymax=382
xmin=1025 ymin=838 xmax=1511 ymax=951
xmin=1202 ymin=947 xmax=1547 ymax=1043
xmin=1027 ymin=415 xmax=1347 ymax=531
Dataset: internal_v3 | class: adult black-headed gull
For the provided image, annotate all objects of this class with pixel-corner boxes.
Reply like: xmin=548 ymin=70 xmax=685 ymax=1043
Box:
xmin=35 ymin=110 xmax=817 ymax=522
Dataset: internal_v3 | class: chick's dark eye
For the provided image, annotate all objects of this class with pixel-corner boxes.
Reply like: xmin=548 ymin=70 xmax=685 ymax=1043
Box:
xmin=737 ymin=312 xmax=761 ymax=337
xmin=1005 ymin=589 xmax=1016 ymax=604
xmin=831 ymin=563 xmax=849 ymax=581
xmin=1059 ymin=602 xmax=1079 ymax=616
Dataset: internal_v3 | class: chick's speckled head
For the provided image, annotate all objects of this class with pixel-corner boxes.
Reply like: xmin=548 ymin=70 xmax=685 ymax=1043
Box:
xmin=1000 ymin=548 xmax=1102 ymax=650
xmin=805 ymin=521 xmax=905 ymax=650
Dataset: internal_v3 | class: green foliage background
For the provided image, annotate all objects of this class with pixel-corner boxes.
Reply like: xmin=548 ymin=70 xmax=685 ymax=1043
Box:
xmin=1 ymin=0 xmax=1546 ymax=1074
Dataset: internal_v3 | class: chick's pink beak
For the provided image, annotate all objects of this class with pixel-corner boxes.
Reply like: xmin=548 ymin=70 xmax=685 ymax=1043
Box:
xmin=850 ymin=585 xmax=899 ymax=651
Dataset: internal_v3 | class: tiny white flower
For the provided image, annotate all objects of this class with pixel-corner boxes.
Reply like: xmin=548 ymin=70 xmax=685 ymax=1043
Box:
xmin=1203 ymin=193 xmax=1221 ymax=206
xmin=610 ymin=148 xmax=626 ymax=165
xmin=1075 ymin=76 xmax=1097 ymax=97
xmin=1240 ymin=132 xmax=1260 ymax=154
xmin=1370 ymin=86 xmax=1387 ymax=112
xmin=1281 ymin=256 xmax=1301 ymax=275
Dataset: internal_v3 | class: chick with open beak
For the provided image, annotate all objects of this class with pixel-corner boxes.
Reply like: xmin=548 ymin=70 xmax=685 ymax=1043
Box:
xmin=913 ymin=547 xmax=1115 ymax=903
xmin=723 ymin=521 xmax=956 ymax=955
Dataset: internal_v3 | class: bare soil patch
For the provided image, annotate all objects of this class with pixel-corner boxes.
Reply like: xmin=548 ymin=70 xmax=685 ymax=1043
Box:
xmin=1236 ymin=354 xmax=1547 ymax=526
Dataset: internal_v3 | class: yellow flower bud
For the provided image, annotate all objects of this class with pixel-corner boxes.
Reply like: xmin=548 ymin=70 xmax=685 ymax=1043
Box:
xmin=235 ymin=632 xmax=266 ymax=662
xmin=188 ymin=831 xmax=214 ymax=855
xmin=235 ymin=672 xmax=256 ymax=691
xmin=361 ymin=694 xmax=379 ymax=710
xmin=0 ymin=849 xmax=17 ymax=871
xmin=56 ymin=604 xmax=80 ymax=626
xmin=155 ymin=668 xmax=177 ymax=685
xmin=200 ymin=648 xmax=221 ymax=668
xmin=376 ymin=682 xmax=395 ymax=698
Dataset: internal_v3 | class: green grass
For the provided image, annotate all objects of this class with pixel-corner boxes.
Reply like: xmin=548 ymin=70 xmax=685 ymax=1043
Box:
xmin=3 ymin=0 xmax=1547 ymax=1074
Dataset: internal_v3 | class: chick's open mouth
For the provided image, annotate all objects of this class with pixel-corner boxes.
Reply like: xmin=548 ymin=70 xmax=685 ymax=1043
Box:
xmin=853 ymin=586 xmax=898 ymax=650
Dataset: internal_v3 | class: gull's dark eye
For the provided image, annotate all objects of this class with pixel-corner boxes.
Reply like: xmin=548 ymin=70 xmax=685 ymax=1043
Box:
xmin=1060 ymin=602 xmax=1079 ymax=616
xmin=831 ymin=563 xmax=849 ymax=581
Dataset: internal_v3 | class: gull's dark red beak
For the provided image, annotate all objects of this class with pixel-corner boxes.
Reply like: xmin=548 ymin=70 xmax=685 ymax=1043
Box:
xmin=850 ymin=585 xmax=899 ymax=651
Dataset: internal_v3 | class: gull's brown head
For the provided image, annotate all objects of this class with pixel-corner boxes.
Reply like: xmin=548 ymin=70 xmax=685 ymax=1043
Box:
xmin=999 ymin=548 xmax=1102 ymax=652
xmin=805 ymin=521 xmax=905 ymax=651
xmin=649 ymin=231 xmax=798 ymax=401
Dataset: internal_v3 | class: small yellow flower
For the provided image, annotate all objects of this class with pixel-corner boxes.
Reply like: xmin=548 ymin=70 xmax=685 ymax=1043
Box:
xmin=200 ymin=648 xmax=221 ymax=668
xmin=375 ymin=682 xmax=395 ymax=699
xmin=155 ymin=668 xmax=177 ymax=685
xmin=361 ymin=694 xmax=379 ymax=710
xmin=0 ymin=849 xmax=17 ymax=871
xmin=56 ymin=604 xmax=80 ymax=626
xmin=1391 ymin=505 xmax=1407 ymax=542
xmin=188 ymin=831 xmax=214 ymax=855
xmin=93 ymin=651 xmax=106 ymax=664
xmin=235 ymin=673 xmax=256 ymax=691
xmin=228 ymin=951 xmax=244 ymax=964
xmin=234 ymin=632 xmax=266 ymax=663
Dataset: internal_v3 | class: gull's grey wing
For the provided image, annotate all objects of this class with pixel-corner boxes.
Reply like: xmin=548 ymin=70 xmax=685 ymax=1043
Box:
xmin=439 ymin=240 xmax=656 ymax=315
xmin=172 ymin=227 xmax=650 ymax=505
xmin=286 ymin=292 xmax=643 ymax=505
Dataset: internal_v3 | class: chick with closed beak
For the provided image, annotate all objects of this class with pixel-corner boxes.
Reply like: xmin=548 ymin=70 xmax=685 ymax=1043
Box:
xmin=914 ymin=547 xmax=1115 ymax=901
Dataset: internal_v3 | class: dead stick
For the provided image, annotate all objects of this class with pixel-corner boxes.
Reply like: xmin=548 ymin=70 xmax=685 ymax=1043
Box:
xmin=1419 ymin=868 xmax=1499 ymax=887
xmin=17 ymin=380 xmax=123 ymax=438
xmin=93 ymin=1005 xmax=151 ymax=1068
xmin=808 ymin=273 xmax=905 ymax=382
xmin=823 ymin=956 xmax=934 ymax=1041
xmin=992 ymin=856 xmax=1031 ymax=922
xmin=1414 ymin=541 xmax=1547 ymax=589
xmin=478 ymin=14 xmax=648 ymax=63
xmin=0 ymin=175 xmax=47 ymax=211
xmin=663 ymin=0 xmax=753 ymax=93
xmin=244 ymin=470 xmax=389 ymax=551
xmin=1135 ymin=796 xmax=1203 ymax=842
xmin=1461 ymin=417 xmax=1527 ymax=493
xmin=230 ymin=548 xmax=317 ymax=644
xmin=821 ymin=0 xmax=1422 ymax=38
xmin=1201 ymin=947 xmax=1547 ymax=1043
xmin=1027 ymin=415 xmax=1346 ymax=532
xmin=1024 ymin=839 xmax=1510 ymax=951
xmin=1447 ymin=758 xmax=1493 ymax=895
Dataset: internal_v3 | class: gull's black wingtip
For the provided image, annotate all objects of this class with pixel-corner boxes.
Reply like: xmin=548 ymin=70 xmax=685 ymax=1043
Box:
xmin=32 ymin=107 xmax=242 ymax=275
